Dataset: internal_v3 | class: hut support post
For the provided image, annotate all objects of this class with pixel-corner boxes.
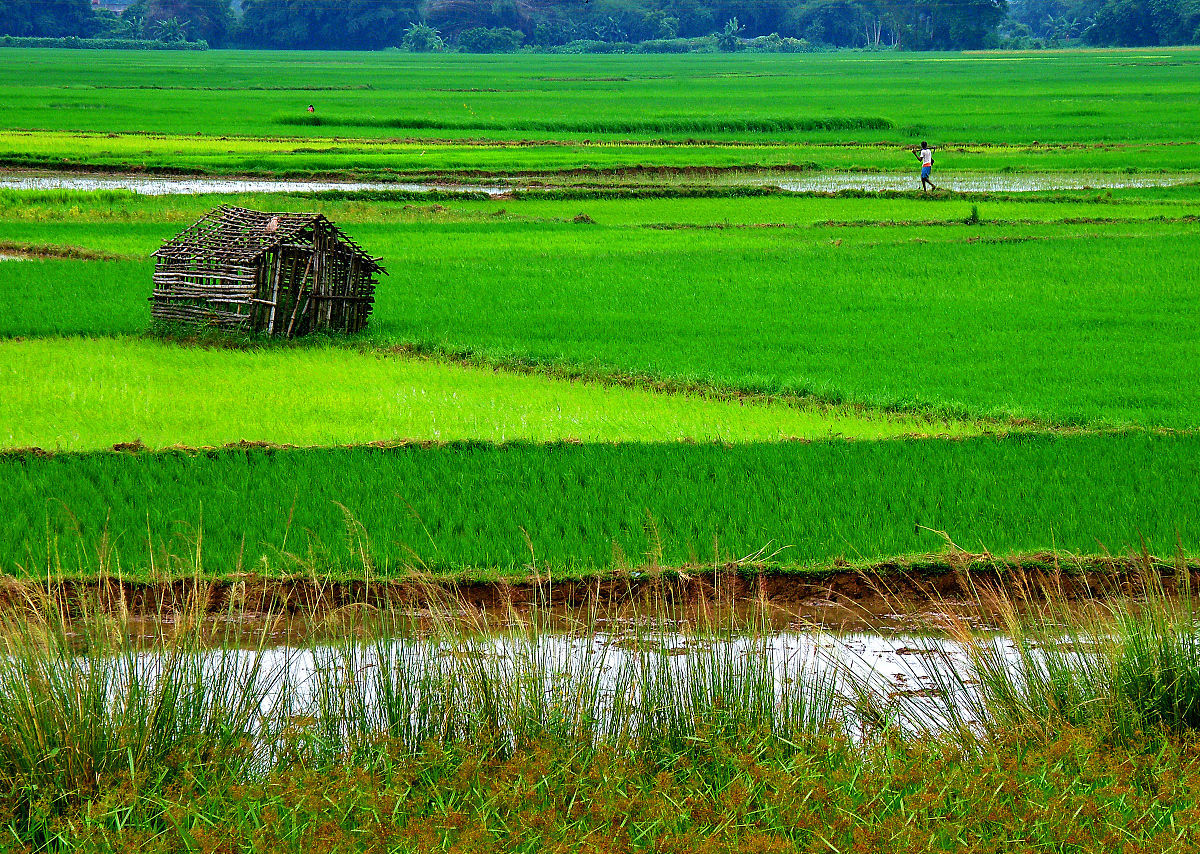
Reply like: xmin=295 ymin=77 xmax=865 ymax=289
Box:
xmin=346 ymin=256 xmax=360 ymax=332
xmin=266 ymin=250 xmax=284 ymax=335
xmin=285 ymin=256 xmax=315 ymax=338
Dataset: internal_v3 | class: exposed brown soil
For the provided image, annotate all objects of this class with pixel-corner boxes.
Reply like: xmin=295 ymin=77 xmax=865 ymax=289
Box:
xmin=0 ymin=241 xmax=130 ymax=261
xmin=3 ymin=556 xmax=1196 ymax=632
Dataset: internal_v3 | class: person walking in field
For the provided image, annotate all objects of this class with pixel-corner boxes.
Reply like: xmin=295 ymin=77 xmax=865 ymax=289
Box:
xmin=914 ymin=141 xmax=937 ymax=192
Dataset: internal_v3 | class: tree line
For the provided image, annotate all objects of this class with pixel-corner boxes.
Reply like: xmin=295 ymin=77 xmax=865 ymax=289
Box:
xmin=1 ymin=0 xmax=1197 ymax=51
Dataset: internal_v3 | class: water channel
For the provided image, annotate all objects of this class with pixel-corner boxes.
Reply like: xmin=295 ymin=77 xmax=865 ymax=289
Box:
xmin=1 ymin=171 xmax=1195 ymax=196
xmin=99 ymin=626 xmax=1049 ymax=742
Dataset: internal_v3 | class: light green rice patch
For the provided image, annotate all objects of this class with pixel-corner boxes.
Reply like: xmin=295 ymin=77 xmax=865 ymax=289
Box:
xmin=0 ymin=337 xmax=981 ymax=451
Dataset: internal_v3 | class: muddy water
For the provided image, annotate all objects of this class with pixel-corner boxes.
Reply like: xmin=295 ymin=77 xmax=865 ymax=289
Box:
xmin=0 ymin=175 xmax=511 ymax=196
xmin=2 ymin=172 xmax=1195 ymax=196
xmin=124 ymin=629 xmax=1036 ymax=736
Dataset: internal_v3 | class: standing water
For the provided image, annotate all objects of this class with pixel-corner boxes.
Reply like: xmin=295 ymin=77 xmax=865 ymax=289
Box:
xmin=1 ymin=172 xmax=1195 ymax=196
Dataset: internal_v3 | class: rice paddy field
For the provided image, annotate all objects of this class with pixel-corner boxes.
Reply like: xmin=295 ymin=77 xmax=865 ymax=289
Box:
xmin=1 ymin=46 xmax=1199 ymax=852
xmin=0 ymin=183 xmax=1198 ymax=579
xmin=4 ymin=48 xmax=1200 ymax=177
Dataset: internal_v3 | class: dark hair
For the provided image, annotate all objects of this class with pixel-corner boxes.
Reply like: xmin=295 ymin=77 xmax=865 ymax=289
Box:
xmin=921 ymin=140 xmax=928 ymax=147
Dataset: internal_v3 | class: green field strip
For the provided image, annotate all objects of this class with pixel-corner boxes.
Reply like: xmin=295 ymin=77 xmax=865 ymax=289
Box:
xmin=359 ymin=221 xmax=1200 ymax=428
xmin=8 ymin=130 xmax=1200 ymax=176
xmin=1 ymin=433 xmax=1195 ymax=580
xmin=5 ymin=188 xmax=1199 ymax=231
xmin=0 ymin=337 xmax=978 ymax=452
xmin=3 ymin=50 xmax=1200 ymax=151
xmin=4 ymin=208 xmax=1198 ymax=262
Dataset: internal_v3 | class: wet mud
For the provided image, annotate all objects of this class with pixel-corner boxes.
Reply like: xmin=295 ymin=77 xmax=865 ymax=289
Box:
xmin=3 ymin=556 xmax=1195 ymax=633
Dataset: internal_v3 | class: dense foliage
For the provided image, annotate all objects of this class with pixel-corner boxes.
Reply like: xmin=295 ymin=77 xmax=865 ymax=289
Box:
xmin=0 ymin=35 xmax=207 ymax=48
xmin=1 ymin=0 xmax=1198 ymax=49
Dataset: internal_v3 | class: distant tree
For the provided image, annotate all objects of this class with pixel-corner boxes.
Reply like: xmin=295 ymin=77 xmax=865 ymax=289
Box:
xmin=428 ymin=0 xmax=561 ymax=38
xmin=134 ymin=0 xmax=232 ymax=44
xmin=786 ymin=0 xmax=877 ymax=47
xmin=0 ymin=0 xmax=96 ymax=37
xmin=456 ymin=26 xmax=525 ymax=52
xmin=943 ymin=0 xmax=1009 ymax=46
xmin=1086 ymin=0 xmax=1200 ymax=44
xmin=400 ymin=21 xmax=445 ymax=51
xmin=715 ymin=15 xmax=743 ymax=49
xmin=875 ymin=0 xmax=1007 ymax=49
xmin=92 ymin=8 xmax=140 ymax=38
xmin=343 ymin=0 xmax=423 ymax=49
xmin=153 ymin=16 xmax=189 ymax=41
xmin=708 ymin=0 xmax=792 ymax=36
xmin=239 ymin=0 xmax=420 ymax=49
xmin=660 ymin=0 xmax=716 ymax=35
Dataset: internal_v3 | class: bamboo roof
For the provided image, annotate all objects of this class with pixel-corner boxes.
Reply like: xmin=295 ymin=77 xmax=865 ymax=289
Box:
xmin=153 ymin=205 xmax=385 ymax=272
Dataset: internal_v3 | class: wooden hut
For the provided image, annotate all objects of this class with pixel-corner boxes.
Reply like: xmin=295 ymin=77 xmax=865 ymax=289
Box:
xmin=151 ymin=205 xmax=385 ymax=337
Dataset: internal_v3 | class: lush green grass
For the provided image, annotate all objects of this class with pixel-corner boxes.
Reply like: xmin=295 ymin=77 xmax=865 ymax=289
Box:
xmin=5 ymin=49 xmax=1200 ymax=143
xmin=6 ymin=186 xmax=1200 ymax=230
xmin=112 ymin=725 xmax=1200 ymax=854
xmin=366 ymin=218 xmax=1200 ymax=428
xmin=2 ymin=433 xmax=1195 ymax=578
xmin=0 ymin=337 xmax=968 ymax=451
xmin=12 ymin=129 xmax=1200 ymax=177
xmin=3 ymin=49 xmax=1200 ymax=176
xmin=0 ymin=259 xmax=151 ymax=333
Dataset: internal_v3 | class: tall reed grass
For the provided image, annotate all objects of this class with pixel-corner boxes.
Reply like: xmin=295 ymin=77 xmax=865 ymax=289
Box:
xmin=306 ymin=600 xmax=838 ymax=769
xmin=865 ymin=560 xmax=1200 ymax=745
xmin=0 ymin=599 xmax=281 ymax=847
xmin=2 ymin=571 xmax=1200 ymax=848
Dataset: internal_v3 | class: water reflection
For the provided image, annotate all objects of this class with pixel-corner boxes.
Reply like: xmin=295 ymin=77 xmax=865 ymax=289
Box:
xmin=1 ymin=172 xmax=1194 ymax=196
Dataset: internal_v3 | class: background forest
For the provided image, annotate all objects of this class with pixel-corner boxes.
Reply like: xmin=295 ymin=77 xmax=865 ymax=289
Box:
xmin=0 ymin=0 xmax=1197 ymax=53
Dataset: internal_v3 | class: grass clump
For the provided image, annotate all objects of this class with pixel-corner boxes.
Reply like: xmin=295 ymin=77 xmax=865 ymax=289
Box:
xmin=0 ymin=601 xmax=282 ymax=849
xmin=885 ymin=563 xmax=1200 ymax=747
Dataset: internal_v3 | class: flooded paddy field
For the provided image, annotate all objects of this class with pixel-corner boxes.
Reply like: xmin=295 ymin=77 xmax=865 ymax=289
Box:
xmin=4 ymin=169 xmax=1198 ymax=196
xmin=0 ymin=172 xmax=510 ymax=196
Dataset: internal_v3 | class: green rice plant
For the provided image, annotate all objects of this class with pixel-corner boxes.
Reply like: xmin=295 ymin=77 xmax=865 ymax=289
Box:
xmin=3 ymin=433 xmax=1198 ymax=579
xmin=0 ymin=337 xmax=979 ymax=450
xmin=275 ymin=112 xmax=895 ymax=135
xmin=4 ymin=212 xmax=1200 ymax=427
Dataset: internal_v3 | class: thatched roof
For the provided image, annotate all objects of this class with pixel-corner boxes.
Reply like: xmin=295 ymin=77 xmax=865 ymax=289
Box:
xmin=153 ymin=205 xmax=385 ymax=272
